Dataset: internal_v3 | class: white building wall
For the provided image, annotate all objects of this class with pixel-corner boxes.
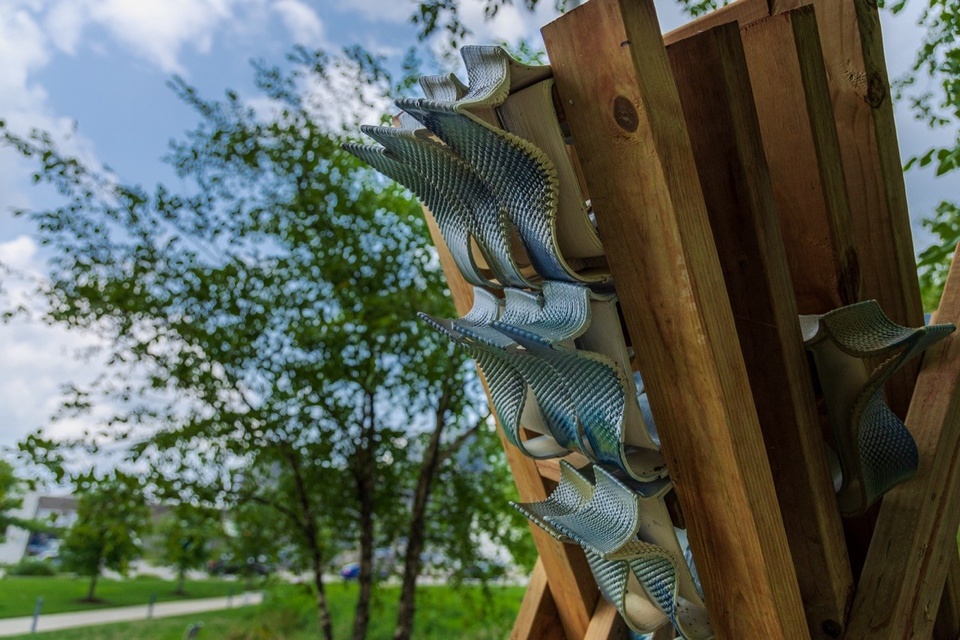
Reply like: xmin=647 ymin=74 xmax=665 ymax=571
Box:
xmin=0 ymin=492 xmax=40 ymax=565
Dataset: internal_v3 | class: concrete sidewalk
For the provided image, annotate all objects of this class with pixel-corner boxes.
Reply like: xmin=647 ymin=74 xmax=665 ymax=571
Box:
xmin=0 ymin=592 xmax=264 ymax=637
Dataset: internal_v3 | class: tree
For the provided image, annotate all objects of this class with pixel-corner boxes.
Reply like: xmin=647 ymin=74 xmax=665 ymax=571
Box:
xmin=159 ymin=503 xmax=222 ymax=595
xmin=59 ymin=473 xmax=150 ymax=602
xmin=2 ymin=45 xmax=528 ymax=640
xmin=0 ymin=460 xmax=32 ymax=542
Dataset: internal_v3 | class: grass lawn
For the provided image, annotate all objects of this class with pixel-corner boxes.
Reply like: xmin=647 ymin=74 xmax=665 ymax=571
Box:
xmin=2 ymin=582 xmax=526 ymax=639
xmin=0 ymin=575 xmax=247 ymax=619
xmin=3 ymin=608 xmax=256 ymax=640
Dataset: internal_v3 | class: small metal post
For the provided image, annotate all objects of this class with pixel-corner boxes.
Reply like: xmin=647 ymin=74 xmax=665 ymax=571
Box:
xmin=227 ymin=586 xmax=234 ymax=608
xmin=147 ymin=592 xmax=157 ymax=619
xmin=30 ymin=597 xmax=42 ymax=634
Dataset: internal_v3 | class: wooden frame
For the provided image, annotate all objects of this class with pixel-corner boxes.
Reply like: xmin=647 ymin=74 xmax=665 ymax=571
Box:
xmin=417 ymin=0 xmax=960 ymax=636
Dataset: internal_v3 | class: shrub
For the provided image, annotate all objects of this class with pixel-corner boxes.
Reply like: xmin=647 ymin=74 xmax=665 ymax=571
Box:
xmin=8 ymin=559 xmax=57 ymax=576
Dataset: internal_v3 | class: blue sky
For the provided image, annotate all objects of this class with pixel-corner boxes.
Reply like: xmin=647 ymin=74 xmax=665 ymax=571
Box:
xmin=0 ymin=0 xmax=954 ymax=448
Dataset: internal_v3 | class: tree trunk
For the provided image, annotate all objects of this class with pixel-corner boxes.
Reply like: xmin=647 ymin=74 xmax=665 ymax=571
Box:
xmin=278 ymin=441 xmax=335 ymax=640
xmin=86 ymin=571 xmax=99 ymax=601
xmin=313 ymin=553 xmax=334 ymax=640
xmin=352 ymin=390 xmax=377 ymax=640
xmin=175 ymin=569 xmax=186 ymax=595
xmin=393 ymin=390 xmax=451 ymax=640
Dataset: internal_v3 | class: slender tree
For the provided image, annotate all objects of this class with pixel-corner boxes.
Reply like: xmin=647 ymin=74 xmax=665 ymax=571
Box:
xmin=59 ymin=473 xmax=150 ymax=602
xmin=2 ymin=45 xmax=528 ymax=640
xmin=159 ymin=503 xmax=222 ymax=595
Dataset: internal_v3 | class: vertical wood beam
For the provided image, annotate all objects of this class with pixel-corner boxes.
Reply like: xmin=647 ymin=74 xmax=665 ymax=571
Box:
xmin=421 ymin=211 xmax=597 ymax=638
xmin=795 ymin=0 xmax=925 ymax=417
xmin=845 ymin=250 xmax=960 ymax=639
xmin=666 ymin=22 xmax=852 ymax=638
xmin=666 ymin=0 xmax=925 ymax=414
xmin=543 ymin=0 xmax=808 ymax=636
xmin=739 ymin=8 xmax=859 ymax=314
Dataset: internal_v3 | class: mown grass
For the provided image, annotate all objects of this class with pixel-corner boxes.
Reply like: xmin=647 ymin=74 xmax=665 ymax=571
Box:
xmin=0 ymin=574 xmax=245 ymax=619
xmin=2 ymin=581 xmax=526 ymax=639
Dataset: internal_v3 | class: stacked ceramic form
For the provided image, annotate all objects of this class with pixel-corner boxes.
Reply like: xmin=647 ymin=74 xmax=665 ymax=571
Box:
xmin=345 ymin=45 xmax=955 ymax=640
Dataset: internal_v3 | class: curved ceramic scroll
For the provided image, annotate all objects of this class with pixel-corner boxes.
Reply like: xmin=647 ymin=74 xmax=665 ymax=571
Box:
xmin=801 ymin=300 xmax=955 ymax=515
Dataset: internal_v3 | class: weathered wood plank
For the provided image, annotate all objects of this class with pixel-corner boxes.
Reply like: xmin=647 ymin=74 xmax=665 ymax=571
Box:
xmin=666 ymin=22 xmax=852 ymax=638
xmin=845 ymin=249 xmax=960 ymax=639
xmin=663 ymin=0 xmax=769 ymax=46
xmin=543 ymin=1 xmax=808 ymax=637
xmin=511 ymin=560 xmax=566 ymax=640
xmin=662 ymin=0 xmax=924 ymax=416
xmin=584 ymin=599 xmax=629 ymax=640
xmin=421 ymin=210 xmax=597 ymax=638
xmin=935 ymin=555 xmax=960 ymax=640
xmin=797 ymin=0 xmax=924 ymax=418
xmin=739 ymin=8 xmax=859 ymax=314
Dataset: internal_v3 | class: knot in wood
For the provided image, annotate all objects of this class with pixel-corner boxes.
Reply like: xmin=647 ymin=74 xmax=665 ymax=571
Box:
xmin=866 ymin=72 xmax=887 ymax=108
xmin=612 ymin=95 xmax=639 ymax=132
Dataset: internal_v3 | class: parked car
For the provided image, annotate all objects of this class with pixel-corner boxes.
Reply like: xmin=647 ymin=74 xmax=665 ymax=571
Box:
xmin=338 ymin=549 xmax=395 ymax=580
xmin=207 ymin=553 xmax=271 ymax=576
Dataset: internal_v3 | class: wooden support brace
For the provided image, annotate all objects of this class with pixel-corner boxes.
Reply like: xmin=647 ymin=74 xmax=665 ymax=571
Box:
xmin=511 ymin=560 xmax=566 ymax=639
xmin=583 ymin=600 xmax=628 ymax=640
xmin=543 ymin=0 xmax=808 ymax=636
xmin=666 ymin=21 xmax=852 ymax=638
xmin=845 ymin=249 xmax=960 ymax=639
xmin=420 ymin=211 xmax=598 ymax=638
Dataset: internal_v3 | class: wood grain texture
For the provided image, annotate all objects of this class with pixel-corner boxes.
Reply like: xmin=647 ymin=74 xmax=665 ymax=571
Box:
xmin=543 ymin=1 xmax=808 ymax=637
xmin=660 ymin=0 xmax=924 ymax=417
xmin=511 ymin=560 xmax=565 ymax=640
xmin=666 ymin=23 xmax=852 ymax=638
xmin=796 ymin=0 xmax=924 ymax=420
xmin=739 ymin=9 xmax=859 ymax=314
xmin=663 ymin=0 xmax=769 ymax=45
xmin=935 ymin=556 xmax=960 ymax=640
xmin=845 ymin=249 xmax=960 ymax=639
xmin=584 ymin=599 xmax=629 ymax=640
xmin=421 ymin=209 xmax=597 ymax=638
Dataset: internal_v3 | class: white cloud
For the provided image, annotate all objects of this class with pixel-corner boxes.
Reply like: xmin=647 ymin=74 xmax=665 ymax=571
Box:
xmin=40 ymin=0 xmax=238 ymax=75
xmin=0 ymin=236 xmax=107 ymax=448
xmin=0 ymin=236 xmax=38 ymax=268
xmin=274 ymin=0 xmax=326 ymax=47
xmin=334 ymin=0 xmax=411 ymax=25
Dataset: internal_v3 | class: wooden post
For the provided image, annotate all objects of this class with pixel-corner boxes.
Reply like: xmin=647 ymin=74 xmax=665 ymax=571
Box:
xmin=666 ymin=22 xmax=852 ymax=638
xmin=543 ymin=0 xmax=808 ymax=636
xmin=738 ymin=8 xmax=859 ymax=314
xmin=664 ymin=0 xmax=925 ymax=416
xmin=845 ymin=250 xmax=960 ymax=639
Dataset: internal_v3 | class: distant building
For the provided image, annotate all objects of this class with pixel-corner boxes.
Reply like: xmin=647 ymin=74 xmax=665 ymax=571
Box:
xmin=0 ymin=492 xmax=77 ymax=565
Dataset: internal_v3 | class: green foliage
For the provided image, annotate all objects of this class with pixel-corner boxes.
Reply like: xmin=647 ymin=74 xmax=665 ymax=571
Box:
xmin=59 ymin=473 xmax=151 ymax=599
xmin=2 ymin=583 xmax=524 ymax=639
xmin=887 ymin=0 xmax=960 ymax=308
xmin=0 ymin=460 xmax=32 ymax=541
xmin=7 ymin=560 xmax=57 ymax=576
xmin=2 ymin=43 xmax=525 ymax=637
xmin=0 ymin=575 xmax=240 ymax=618
xmin=158 ymin=503 xmax=222 ymax=590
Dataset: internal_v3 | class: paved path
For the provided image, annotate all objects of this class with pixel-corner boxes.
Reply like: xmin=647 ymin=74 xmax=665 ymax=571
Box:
xmin=0 ymin=592 xmax=264 ymax=637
